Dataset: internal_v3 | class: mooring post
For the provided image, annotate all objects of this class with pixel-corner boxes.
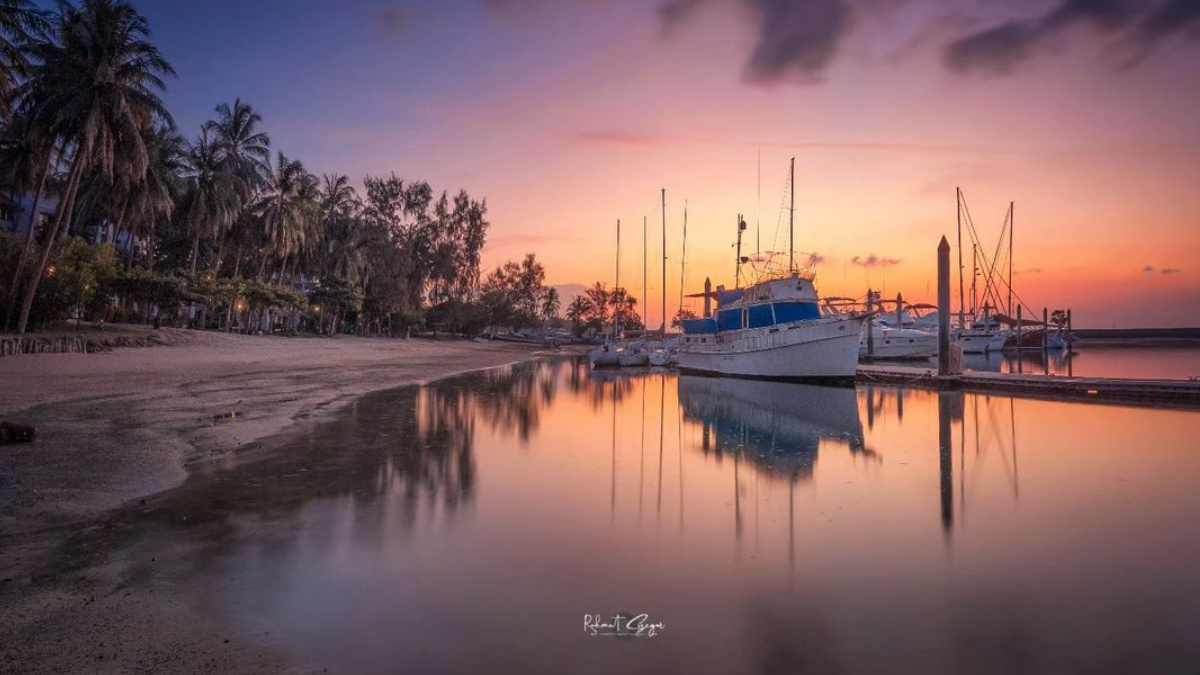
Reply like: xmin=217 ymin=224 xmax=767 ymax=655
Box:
xmin=896 ymin=292 xmax=903 ymax=328
xmin=937 ymin=237 xmax=951 ymax=376
xmin=866 ymin=287 xmax=875 ymax=358
xmin=1066 ymin=308 xmax=1072 ymax=344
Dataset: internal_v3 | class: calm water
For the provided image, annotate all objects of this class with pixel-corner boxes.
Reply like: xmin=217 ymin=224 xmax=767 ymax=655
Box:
xmin=890 ymin=345 xmax=1200 ymax=379
xmin=121 ymin=358 xmax=1200 ymax=673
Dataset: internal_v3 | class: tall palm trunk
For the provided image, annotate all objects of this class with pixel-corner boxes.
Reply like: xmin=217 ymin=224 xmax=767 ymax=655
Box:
xmin=232 ymin=243 xmax=242 ymax=279
xmin=4 ymin=152 xmax=51 ymax=329
xmin=189 ymin=230 xmax=201 ymax=276
xmin=17 ymin=152 xmax=84 ymax=334
xmin=212 ymin=235 xmax=225 ymax=277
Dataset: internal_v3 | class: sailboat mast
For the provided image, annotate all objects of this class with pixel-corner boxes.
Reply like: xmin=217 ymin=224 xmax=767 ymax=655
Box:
xmin=788 ymin=156 xmax=795 ymax=274
xmin=615 ymin=218 xmax=621 ymax=339
xmin=643 ymin=215 xmax=647 ymax=331
xmin=956 ymin=187 xmax=964 ymax=328
xmin=756 ymin=147 xmax=761 ymax=254
xmin=971 ymin=243 xmax=977 ymax=319
xmin=679 ymin=202 xmax=688 ymax=321
xmin=1008 ymin=201 xmax=1014 ymax=316
xmin=661 ymin=188 xmax=667 ymax=337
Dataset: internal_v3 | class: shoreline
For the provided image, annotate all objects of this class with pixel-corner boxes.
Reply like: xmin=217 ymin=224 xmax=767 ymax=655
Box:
xmin=1 ymin=331 xmax=555 ymax=671
xmin=1 ymin=331 xmax=548 ymax=545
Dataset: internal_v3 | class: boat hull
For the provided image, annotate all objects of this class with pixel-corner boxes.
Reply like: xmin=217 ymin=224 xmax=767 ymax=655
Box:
xmin=859 ymin=327 xmax=938 ymax=360
xmin=588 ymin=348 xmax=621 ymax=368
xmin=677 ymin=317 xmax=866 ymax=381
xmin=956 ymin=330 xmax=1009 ymax=354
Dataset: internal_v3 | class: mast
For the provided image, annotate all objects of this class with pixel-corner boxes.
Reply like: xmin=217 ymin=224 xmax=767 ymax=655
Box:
xmin=661 ymin=189 xmax=667 ymax=337
xmin=643 ymin=215 xmax=648 ymax=331
xmin=788 ymin=156 xmax=795 ymax=274
xmin=615 ymin=218 xmax=621 ymax=339
xmin=735 ymin=214 xmax=745 ymax=289
xmin=756 ymin=146 xmax=761 ymax=254
xmin=679 ymin=201 xmax=688 ymax=321
xmin=971 ymin=243 xmax=977 ymax=319
xmin=957 ymin=187 xmax=964 ymax=328
xmin=1008 ymin=201 xmax=1014 ymax=317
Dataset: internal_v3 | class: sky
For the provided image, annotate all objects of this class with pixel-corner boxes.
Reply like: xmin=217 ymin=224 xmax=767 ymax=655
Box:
xmin=130 ymin=0 xmax=1198 ymax=328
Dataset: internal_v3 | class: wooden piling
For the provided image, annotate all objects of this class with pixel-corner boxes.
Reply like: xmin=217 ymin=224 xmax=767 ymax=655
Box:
xmin=938 ymin=236 xmax=951 ymax=376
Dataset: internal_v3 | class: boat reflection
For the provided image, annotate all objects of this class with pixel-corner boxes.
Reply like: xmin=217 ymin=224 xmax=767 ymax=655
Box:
xmin=678 ymin=375 xmax=871 ymax=480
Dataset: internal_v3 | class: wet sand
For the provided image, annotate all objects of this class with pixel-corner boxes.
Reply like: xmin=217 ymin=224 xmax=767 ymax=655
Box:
xmin=0 ymin=330 xmax=542 ymax=672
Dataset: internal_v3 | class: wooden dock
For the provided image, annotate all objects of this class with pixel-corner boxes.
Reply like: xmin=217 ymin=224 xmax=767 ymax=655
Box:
xmin=856 ymin=364 xmax=1200 ymax=408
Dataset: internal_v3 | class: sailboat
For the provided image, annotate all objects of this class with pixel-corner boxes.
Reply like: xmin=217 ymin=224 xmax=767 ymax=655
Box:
xmin=589 ymin=219 xmax=624 ymax=368
xmin=676 ymin=158 xmax=869 ymax=381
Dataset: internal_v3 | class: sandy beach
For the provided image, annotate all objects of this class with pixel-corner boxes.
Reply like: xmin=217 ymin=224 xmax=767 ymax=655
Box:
xmin=0 ymin=329 xmax=542 ymax=672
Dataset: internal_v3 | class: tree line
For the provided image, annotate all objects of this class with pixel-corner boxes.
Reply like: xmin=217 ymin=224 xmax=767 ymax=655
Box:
xmin=0 ymin=0 xmax=552 ymax=337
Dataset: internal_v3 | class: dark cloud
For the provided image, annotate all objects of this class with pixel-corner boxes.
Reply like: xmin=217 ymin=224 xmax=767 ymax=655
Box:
xmin=851 ymin=254 xmax=901 ymax=268
xmin=658 ymin=0 xmax=852 ymax=84
xmin=743 ymin=0 xmax=852 ymax=83
xmin=1160 ymin=267 xmax=1183 ymax=275
xmin=1143 ymin=264 xmax=1156 ymax=272
xmin=945 ymin=0 xmax=1200 ymax=74
xmin=807 ymin=252 xmax=826 ymax=266
xmin=1139 ymin=0 xmax=1200 ymax=41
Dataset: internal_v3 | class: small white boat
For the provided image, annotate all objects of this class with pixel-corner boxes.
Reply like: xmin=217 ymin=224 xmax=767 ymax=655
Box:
xmin=618 ymin=348 xmax=649 ymax=367
xmin=859 ymin=320 xmax=938 ymax=360
xmin=648 ymin=348 xmax=673 ymax=367
xmin=956 ymin=315 xmax=1010 ymax=354
xmin=588 ymin=344 xmax=621 ymax=368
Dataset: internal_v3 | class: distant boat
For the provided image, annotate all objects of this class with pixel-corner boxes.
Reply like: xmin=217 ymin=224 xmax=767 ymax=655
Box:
xmin=618 ymin=345 xmax=649 ymax=367
xmin=589 ymin=344 xmax=621 ymax=368
xmin=859 ymin=319 xmax=938 ymax=360
xmin=956 ymin=313 xmax=1009 ymax=354
xmin=648 ymin=346 xmax=674 ymax=367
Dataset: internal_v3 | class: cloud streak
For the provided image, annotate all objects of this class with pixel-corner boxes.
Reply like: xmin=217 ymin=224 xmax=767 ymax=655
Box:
xmin=851 ymin=254 xmax=901 ymax=268
xmin=657 ymin=0 xmax=1200 ymax=82
xmin=1143 ymin=264 xmax=1184 ymax=275
xmin=944 ymin=0 xmax=1200 ymax=75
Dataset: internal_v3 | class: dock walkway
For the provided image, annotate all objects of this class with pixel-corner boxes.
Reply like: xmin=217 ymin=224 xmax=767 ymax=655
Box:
xmin=856 ymin=364 xmax=1200 ymax=408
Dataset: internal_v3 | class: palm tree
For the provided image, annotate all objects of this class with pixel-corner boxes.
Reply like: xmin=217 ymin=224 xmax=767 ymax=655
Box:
xmin=14 ymin=0 xmax=175 ymax=333
xmin=0 ymin=110 xmax=55 ymax=328
xmin=0 ymin=0 xmax=46 ymax=123
xmin=181 ymin=126 xmax=240 ymax=275
xmin=318 ymin=173 xmax=361 ymax=279
xmin=253 ymin=152 xmax=307 ymax=280
xmin=204 ymin=99 xmax=269 ymax=276
xmin=125 ymin=122 xmax=187 ymax=269
xmin=205 ymin=98 xmax=269 ymax=190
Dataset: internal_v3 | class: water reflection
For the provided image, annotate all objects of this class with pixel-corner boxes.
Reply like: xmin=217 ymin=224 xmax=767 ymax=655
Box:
xmin=83 ymin=357 xmax=1200 ymax=674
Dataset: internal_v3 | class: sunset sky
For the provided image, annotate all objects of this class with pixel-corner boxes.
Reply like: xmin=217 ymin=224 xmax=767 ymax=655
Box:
xmin=139 ymin=0 xmax=1198 ymax=328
